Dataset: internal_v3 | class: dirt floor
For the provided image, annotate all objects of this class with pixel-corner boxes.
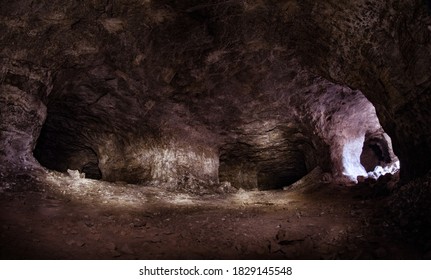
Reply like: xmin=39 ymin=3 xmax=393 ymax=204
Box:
xmin=0 ymin=170 xmax=428 ymax=259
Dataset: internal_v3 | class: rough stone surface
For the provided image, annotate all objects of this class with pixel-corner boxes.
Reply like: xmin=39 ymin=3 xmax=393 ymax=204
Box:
xmin=0 ymin=84 xmax=47 ymax=172
xmin=1 ymin=0 xmax=429 ymax=189
xmin=291 ymin=0 xmax=431 ymax=180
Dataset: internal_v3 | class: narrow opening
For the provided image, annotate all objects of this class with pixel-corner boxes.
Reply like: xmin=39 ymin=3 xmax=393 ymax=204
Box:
xmin=256 ymin=150 xmax=309 ymax=190
xmin=360 ymin=133 xmax=400 ymax=180
xmin=34 ymin=121 xmax=102 ymax=180
xmin=360 ymin=137 xmax=391 ymax=172
xmin=257 ymin=171 xmax=304 ymax=190
xmin=81 ymin=160 xmax=102 ymax=180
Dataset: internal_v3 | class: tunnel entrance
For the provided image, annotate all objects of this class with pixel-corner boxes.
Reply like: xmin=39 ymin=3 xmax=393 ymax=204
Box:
xmin=34 ymin=122 xmax=102 ymax=180
xmin=257 ymin=171 xmax=304 ymax=190
xmin=219 ymin=132 xmax=315 ymax=190
xmin=358 ymin=132 xmax=400 ymax=181
xmin=360 ymin=134 xmax=392 ymax=172
xmin=81 ymin=160 xmax=102 ymax=180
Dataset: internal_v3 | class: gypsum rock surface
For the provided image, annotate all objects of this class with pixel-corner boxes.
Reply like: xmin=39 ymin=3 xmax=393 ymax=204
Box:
xmin=1 ymin=0 xmax=429 ymax=190
xmin=290 ymin=0 xmax=431 ymax=181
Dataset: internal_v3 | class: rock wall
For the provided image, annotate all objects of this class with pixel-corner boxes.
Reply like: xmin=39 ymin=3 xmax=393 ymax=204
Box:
xmin=0 ymin=61 xmax=50 ymax=174
xmin=96 ymin=136 xmax=219 ymax=185
xmin=1 ymin=0 xmax=427 ymax=189
xmin=291 ymin=0 xmax=431 ymax=180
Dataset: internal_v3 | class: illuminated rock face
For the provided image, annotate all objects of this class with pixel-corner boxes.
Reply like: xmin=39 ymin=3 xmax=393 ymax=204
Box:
xmin=0 ymin=69 xmax=49 ymax=173
xmin=1 ymin=0 xmax=429 ymax=188
xmin=291 ymin=0 xmax=431 ymax=180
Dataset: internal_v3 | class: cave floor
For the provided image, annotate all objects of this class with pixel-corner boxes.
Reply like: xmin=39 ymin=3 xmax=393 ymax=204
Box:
xmin=0 ymin=171 xmax=423 ymax=259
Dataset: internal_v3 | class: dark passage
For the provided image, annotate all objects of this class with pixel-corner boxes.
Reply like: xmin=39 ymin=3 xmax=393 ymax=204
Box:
xmin=360 ymin=135 xmax=392 ymax=172
xmin=34 ymin=123 xmax=102 ymax=180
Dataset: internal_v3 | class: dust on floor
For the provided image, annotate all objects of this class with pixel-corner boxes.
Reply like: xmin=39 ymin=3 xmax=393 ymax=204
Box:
xmin=0 ymin=170 xmax=424 ymax=259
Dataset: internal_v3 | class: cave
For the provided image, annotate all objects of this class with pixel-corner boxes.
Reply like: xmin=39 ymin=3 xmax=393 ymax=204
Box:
xmin=1 ymin=0 xmax=431 ymax=260
xmin=360 ymin=133 xmax=394 ymax=172
xmin=34 ymin=124 xmax=103 ymax=180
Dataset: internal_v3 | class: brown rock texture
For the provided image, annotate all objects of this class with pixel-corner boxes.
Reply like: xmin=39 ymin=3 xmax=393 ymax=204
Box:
xmin=1 ymin=0 xmax=431 ymax=261
xmin=1 ymin=0 xmax=429 ymax=189
xmin=291 ymin=0 xmax=431 ymax=180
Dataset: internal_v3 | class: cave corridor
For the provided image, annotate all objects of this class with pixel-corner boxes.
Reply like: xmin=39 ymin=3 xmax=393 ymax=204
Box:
xmin=1 ymin=0 xmax=431 ymax=259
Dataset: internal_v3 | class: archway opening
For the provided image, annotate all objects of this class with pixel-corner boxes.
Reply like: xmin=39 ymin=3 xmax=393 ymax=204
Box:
xmin=257 ymin=170 xmax=305 ymax=190
xmin=360 ymin=137 xmax=391 ymax=172
xmin=33 ymin=122 xmax=102 ymax=180
xmin=360 ymin=133 xmax=400 ymax=180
